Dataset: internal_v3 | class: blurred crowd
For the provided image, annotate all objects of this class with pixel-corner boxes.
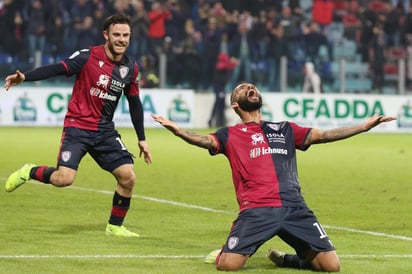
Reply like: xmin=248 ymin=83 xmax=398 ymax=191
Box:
xmin=0 ymin=0 xmax=411 ymax=91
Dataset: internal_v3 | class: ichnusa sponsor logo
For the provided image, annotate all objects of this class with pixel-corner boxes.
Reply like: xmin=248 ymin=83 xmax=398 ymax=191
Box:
xmin=250 ymin=147 xmax=287 ymax=158
xmin=89 ymin=87 xmax=117 ymax=101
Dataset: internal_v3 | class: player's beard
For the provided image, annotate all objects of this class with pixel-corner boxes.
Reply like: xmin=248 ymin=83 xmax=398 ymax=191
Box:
xmin=108 ymin=41 xmax=128 ymax=58
xmin=237 ymin=95 xmax=262 ymax=111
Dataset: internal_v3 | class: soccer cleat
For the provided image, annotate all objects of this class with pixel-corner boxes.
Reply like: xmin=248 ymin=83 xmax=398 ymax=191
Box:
xmin=5 ymin=163 xmax=36 ymax=192
xmin=105 ymin=224 xmax=140 ymax=237
xmin=204 ymin=249 xmax=221 ymax=264
xmin=268 ymin=249 xmax=286 ymax=267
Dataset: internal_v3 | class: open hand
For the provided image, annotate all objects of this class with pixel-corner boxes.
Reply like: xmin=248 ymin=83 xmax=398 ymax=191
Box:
xmin=4 ymin=70 xmax=25 ymax=91
xmin=364 ymin=114 xmax=397 ymax=131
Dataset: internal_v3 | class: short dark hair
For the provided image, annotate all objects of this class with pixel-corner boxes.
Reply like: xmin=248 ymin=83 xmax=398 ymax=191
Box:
xmin=103 ymin=14 xmax=131 ymax=31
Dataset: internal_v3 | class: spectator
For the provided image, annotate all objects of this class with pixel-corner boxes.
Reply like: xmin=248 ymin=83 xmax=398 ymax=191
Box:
xmin=277 ymin=5 xmax=301 ymax=40
xmin=139 ymin=55 xmax=159 ymax=88
xmin=44 ymin=0 xmax=66 ymax=58
xmin=0 ymin=0 xmax=406 ymax=94
xmin=129 ymin=0 xmax=150 ymax=58
xmin=406 ymin=36 xmax=412 ymax=89
xmin=403 ymin=5 xmax=412 ymax=88
xmin=179 ymin=29 xmax=203 ymax=89
xmin=90 ymin=0 xmax=109 ymax=44
xmin=266 ymin=22 xmax=290 ymax=92
xmin=312 ymin=0 xmax=334 ymax=29
xmin=208 ymin=52 xmax=238 ymax=128
xmin=370 ymin=33 xmax=386 ymax=93
xmin=0 ymin=0 xmax=24 ymax=58
xmin=229 ymin=21 xmax=253 ymax=88
xmin=165 ymin=0 xmax=186 ymax=44
xmin=147 ymin=1 xmax=171 ymax=56
xmin=259 ymin=0 xmax=282 ymax=15
xmin=199 ymin=17 xmax=222 ymax=90
xmin=162 ymin=35 xmax=180 ymax=87
xmin=358 ymin=7 xmax=378 ymax=62
xmin=392 ymin=0 xmax=410 ymax=14
xmin=303 ymin=21 xmax=330 ymax=65
xmin=223 ymin=9 xmax=239 ymax=44
xmin=250 ymin=9 xmax=270 ymax=86
xmin=110 ymin=0 xmax=135 ymax=16
xmin=193 ymin=0 xmax=210 ymax=31
xmin=190 ymin=0 xmax=205 ymax=24
xmin=380 ymin=1 xmax=401 ymax=47
xmin=401 ymin=4 xmax=412 ymax=46
xmin=312 ymin=0 xmax=334 ymax=58
xmin=302 ymin=62 xmax=323 ymax=94
xmin=69 ymin=0 xmax=96 ymax=51
xmin=24 ymin=0 xmax=46 ymax=65
xmin=220 ymin=0 xmax=250 ymax=14
xmin=289 ymin=0 xmax=304 ymax=18
xmin=209 ymin=1 xmax=227 ymax=29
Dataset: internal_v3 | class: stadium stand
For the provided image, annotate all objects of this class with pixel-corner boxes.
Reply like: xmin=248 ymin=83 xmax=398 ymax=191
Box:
xmin=0 ymin=0 xmax=409 ymax=94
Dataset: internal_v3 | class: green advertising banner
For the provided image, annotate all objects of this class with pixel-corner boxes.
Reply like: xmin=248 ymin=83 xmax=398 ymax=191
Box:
xmin=0 ymin=87 xmax=194 ymax=128
xmin=0 ymin=87 xmax=410 ymax=131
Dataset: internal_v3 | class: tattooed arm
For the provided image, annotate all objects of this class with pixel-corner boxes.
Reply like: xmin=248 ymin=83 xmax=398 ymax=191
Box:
xmin=306 ymin=114 xmax=396 ymax=145
xmin=151 ymin=114 xmax=218 ymax=151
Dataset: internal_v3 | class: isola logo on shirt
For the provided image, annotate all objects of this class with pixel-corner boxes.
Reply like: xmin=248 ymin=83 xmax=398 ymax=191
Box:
xmin=266 ymin=133 xmax=286 ymax=144
xmin=110 ymin=79 xmax=126 ymax=93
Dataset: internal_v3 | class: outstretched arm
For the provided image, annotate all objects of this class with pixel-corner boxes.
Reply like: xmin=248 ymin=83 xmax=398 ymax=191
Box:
xmin=4 ymin=63 xmax=67 ymax=91
xmin=151 ymin=114 xmax=218 ymax=151
xmin=4 ymin=70 xmax=25 ymax=90
xmin=306 ymin=114 xmax=396 ymax=145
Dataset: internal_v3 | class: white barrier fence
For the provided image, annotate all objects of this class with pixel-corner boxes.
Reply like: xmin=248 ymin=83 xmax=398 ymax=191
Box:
xmin=0 ymin=87 xmax=410 ymax=132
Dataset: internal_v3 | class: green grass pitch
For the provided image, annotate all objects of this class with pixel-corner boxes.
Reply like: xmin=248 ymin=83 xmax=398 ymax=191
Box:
xmin=0 ymin=127 xmax=411 ymax=273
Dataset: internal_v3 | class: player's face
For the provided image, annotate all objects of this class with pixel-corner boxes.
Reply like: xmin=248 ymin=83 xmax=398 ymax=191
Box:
xmin=104 ymin=23 xmax=131 ymax=59
xmin=231 ymin=83 xmax=262 ymax=111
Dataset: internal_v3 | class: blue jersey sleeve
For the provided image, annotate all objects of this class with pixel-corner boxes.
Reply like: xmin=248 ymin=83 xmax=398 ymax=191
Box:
xmin=24 ymin=63 xmax=67 ymax=81
xmin=61 ymin=49 xmax=90 ymax=76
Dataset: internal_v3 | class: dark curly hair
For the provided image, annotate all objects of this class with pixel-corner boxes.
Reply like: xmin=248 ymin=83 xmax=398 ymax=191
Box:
xmin=103 ymin=14 xmax=131 ymax=32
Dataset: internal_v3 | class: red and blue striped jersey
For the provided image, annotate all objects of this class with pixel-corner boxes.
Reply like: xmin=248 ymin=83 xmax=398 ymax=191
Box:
xmin=60 ymin=45 xmax=140 ymax=131
xmin=210 ymin=121 xmax=312 ymax=212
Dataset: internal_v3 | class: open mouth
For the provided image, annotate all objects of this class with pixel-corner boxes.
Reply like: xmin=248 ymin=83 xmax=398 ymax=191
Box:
xmin=247 ymin=89 xmax=259 ymax=101
xmin=115 ymin=43 xmax=127 ymax=49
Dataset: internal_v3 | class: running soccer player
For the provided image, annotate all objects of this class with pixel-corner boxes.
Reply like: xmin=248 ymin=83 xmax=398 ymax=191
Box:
xmin=3 ymin=14 xmax=152 ymax=237
xmin=152 ymin=82 xmax=396 ymax=271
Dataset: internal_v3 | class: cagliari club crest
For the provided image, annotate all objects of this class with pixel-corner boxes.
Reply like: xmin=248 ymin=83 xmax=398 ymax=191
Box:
xmin=61 ymin=151 xmax=71 ymax=162
xmin=227 ymin=236 xmax=239 ymax=250
xmin=119 ymin=65 xmax=129 ymax=79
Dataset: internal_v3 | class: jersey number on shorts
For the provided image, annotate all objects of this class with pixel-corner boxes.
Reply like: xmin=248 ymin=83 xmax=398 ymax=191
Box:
xmin=313 ymin=222 xmax=328 ymax=239
xmin=116 ymin=137 xmax=127 ymax=151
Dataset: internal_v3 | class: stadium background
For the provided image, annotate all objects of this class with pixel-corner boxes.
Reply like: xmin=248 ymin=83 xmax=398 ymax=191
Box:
xmin=1 ymin=0 xmax=412 ymax=94
xmin=0 ymin=2 xmax=411 ymax=273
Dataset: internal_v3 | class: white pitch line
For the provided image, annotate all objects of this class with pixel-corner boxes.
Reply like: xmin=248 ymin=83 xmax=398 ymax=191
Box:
xmin=68 ymin=186 xmax=412 ymax=243
xmin=0 ymin=254 xmax=205 ymax=259
xmin=5 ymin=183 xmax=412 ymax=243
xmin=339 ymin=254 xmax=412 ymax=258
xmin=69 ymin=185 xmax=234 ymax=214
xmin=0 ymin=254 xmax=411 ymax=259
xmin=324 ymin=225 xmax=412 ymax=242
